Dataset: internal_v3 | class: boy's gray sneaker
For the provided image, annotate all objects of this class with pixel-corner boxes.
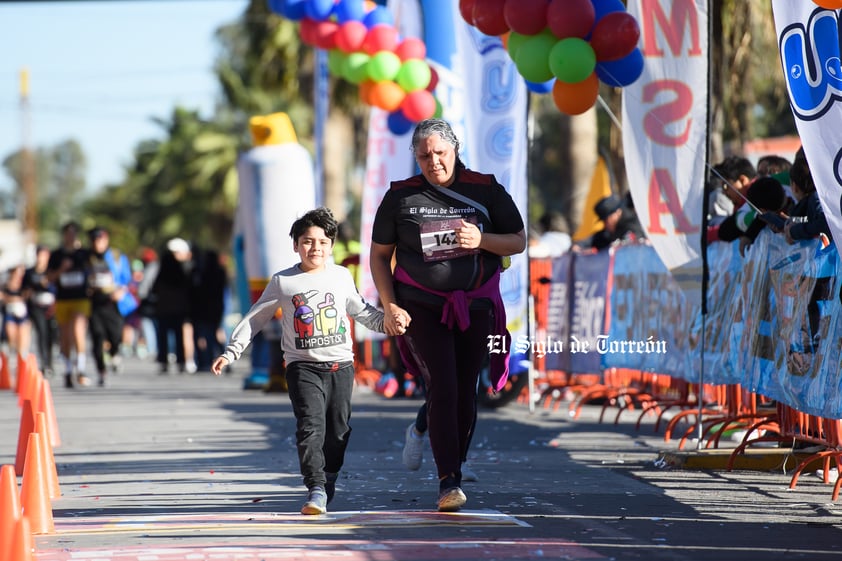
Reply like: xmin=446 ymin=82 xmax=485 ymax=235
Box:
xmin=301 ymin=486 xmax=328 ymax=515
xmin=402 ymin=422 xmax=424 ymax=470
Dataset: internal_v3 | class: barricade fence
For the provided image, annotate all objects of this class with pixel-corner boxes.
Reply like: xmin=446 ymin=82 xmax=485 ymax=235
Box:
xmin=532 ymin=230 xmax=842 ymax=420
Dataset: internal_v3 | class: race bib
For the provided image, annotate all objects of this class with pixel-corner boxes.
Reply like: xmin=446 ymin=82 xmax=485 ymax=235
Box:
xmin=420 ymin=217 xmax=479 ymax=262
xmin=32 ymin=292 xmax=55 ymax=306
xmin=6 ymin=301 xmax=27 ymax=319
xmin=90 ymin=272 xmax=114 ymax=289
xmin=59 ymin=271 xmax=85 ymax=288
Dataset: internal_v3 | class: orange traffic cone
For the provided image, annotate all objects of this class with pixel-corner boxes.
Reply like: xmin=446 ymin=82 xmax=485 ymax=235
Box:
xmin=27 ymin=353 xmax=40 ymax=376
xmin=28 ymin=375 xmax=43 ymax=421
xmin=0 ymin=464 xmax=21 ymax=560
xmin=35 ymin=413 xmax=60 ymax=500
xmin=37 ymin=378 xmax=61 ymax=448
xmin=6 ymin=516 xmax=34 ymax=561
xmin=0 ymin=352 xmax=10 ymax=391
xmin=14 ymin=399 xmax=35 ymax=476
xmin=20 ymin=433 xmax=53 ymax=534
xmin=16 ymin=354 xmax=30 ymax=406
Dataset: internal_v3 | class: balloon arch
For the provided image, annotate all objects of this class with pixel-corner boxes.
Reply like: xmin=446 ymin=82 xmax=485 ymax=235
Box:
xmin=269 ymin=0 xmax=646 ymax=130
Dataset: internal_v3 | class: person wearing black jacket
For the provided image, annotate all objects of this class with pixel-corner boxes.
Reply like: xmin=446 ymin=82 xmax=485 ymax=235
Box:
xmin=579 ymin=194 xmax=645 ymax=251
xmin=150 ymin=238 xmax=193 ymax=374
xmin=784 ymin=156 xmax=831 ymax=244
xmin=715 ymin=176 xmax=793 ymax=256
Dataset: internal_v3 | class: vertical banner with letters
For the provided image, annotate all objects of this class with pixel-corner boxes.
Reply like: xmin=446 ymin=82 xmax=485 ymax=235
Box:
xmin=772 ymin=2 xmax=842 ymax=249
xmin=358 ymin=0 xmax=421 ymax=307
xmin=622 ymin=0 xmax=708 ymax=307
xmin=422 ymin=0 xmax=530 ymax=345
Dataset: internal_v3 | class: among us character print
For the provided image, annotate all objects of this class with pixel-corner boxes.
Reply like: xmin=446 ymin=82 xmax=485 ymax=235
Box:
xmin=291 ymin=290 xmax=347 ymax=350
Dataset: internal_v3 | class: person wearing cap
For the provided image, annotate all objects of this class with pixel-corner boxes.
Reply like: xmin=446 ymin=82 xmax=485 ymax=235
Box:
xmin=47 ymin=221 xmax=91 ymax=388
xmin=577 ymin=194 xmax=645 ymax=251
xmin=150 ymin=238 xmax=194 ymax=374
xmin=87 ymin=227 xmax=136 ymax=387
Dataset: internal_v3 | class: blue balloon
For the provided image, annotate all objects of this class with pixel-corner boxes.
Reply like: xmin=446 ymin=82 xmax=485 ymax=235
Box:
xmin=267 ymin=0 xmax=286 ymax=15
xmin=591 ymin=0 xmax=627 ymax=21
xmin=305 ymin=0 xmax=335 ymax=21
xmin=525 ymin=78 xmax=555 ymax=94
xmin=596 ymin=48 xmax=644 ymax=87
xmin=335 ymin=0 xmax=365 ymax=23
xmin=387 ymin=110 xmax=414 ymax=135
xmin=278 ymin=0 xmax=307 ymax=20
xmin=364 ymin=5 xmax=394 ymax=29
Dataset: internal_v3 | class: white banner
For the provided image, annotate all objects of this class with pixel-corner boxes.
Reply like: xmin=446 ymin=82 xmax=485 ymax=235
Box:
xmin=622 ymin=0 xmax=708 ymax=304
xmin=358 ymin=0 xmax=420 ymax=306
xmin=772 ymin=2 xmax=842 ymax=248
xmin=453 ymin=9 xmax=530 ymax=344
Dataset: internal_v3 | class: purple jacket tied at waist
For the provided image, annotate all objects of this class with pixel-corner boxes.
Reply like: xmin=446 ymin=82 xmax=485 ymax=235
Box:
xmin=393 ymin=265 xmax=510 ymax=392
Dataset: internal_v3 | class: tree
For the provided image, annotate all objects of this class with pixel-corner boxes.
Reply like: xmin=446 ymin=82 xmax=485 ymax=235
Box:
xmin=2 ymin=139 xmax=87 ymax=245
xmin=86 ymin=107 xmax=239 ymax=253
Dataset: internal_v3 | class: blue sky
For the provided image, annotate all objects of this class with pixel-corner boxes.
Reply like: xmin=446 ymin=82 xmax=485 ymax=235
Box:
xmin=0 ymin=0 xmax=248 ymax=192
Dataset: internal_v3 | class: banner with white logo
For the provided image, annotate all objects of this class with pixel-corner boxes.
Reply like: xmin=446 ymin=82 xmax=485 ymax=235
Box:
xmin=449 ymin=2 xmax=530 ymax=346
xmin=772 ymin=2 xmax=842 ymax=248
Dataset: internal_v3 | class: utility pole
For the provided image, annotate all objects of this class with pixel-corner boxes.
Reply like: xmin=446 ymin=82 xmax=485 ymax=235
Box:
xmin=20 ymin=67 xmax=37 ymax=244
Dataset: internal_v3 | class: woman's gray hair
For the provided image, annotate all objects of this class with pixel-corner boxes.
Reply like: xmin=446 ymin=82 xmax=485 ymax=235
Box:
xmin=410 ymin=118 xmax=460 ymax=155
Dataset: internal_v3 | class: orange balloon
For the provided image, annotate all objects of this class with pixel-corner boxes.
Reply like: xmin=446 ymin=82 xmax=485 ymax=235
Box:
xmin=359 ymin=80 xmax=377 ymax=106
xmin=813 ymin=0 xmax=842 ymax=8
xmin=552 ymin=72 xmax=599 ymax=115
xmin=369 ymin=81 xmax=406 ymax=112
xmin=501 ymin=32 xmax=510 ymax=50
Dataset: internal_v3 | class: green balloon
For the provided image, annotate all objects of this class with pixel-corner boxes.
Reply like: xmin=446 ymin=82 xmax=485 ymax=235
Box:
xmin=515 ymin=33 xmax=557 ymax=84
xmin=506 ymin=32 xmax=529 ymax=61
xmin=396 ymin=59 xmax=431 ymax=92
xmin=549 ymin=38 xmax=597 ymax=84
xmin=327 ymin=49 xmax=347 ymax=76
xmin=343 ymin=52 xmax=371 ymax=84
xmin=367 ymin=51 xmax=402 ymax=83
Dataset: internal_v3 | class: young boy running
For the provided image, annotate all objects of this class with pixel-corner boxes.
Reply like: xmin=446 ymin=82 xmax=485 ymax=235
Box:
xmin=212 ymin=207 xmax=409 ymax=514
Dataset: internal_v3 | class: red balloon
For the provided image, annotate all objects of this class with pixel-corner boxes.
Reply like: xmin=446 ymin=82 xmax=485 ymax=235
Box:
xmin=426 ymin=66 xmax=439 ymax=92
xmin=313 ymin=20 xmax=339 ymax=50
xmin=590 ymin=12 xmax=640 ymax=61
xmin=362 ymin=23 xmax=399 ymax=55
xmin=336 ymin=20 xmax=368 ymax=53
xmin=401 ymin=90 xmax=436 ymax=122
xmin=459 ymin=0 xmax=477 ymax=25
xmin=299 ymin=17 xmax=319 ymax=46
xmin=396 ymin=37 xmax=427 ymax=61
xmin=547 ymin=0 xmax=595 ymax=39
xmin=503 ymin=0 xmax=547 ymax=36
xmin=472 ymin=0 xmax=509 ymax=36
xmin=552 ymin=72 xmax=599 ymax=115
